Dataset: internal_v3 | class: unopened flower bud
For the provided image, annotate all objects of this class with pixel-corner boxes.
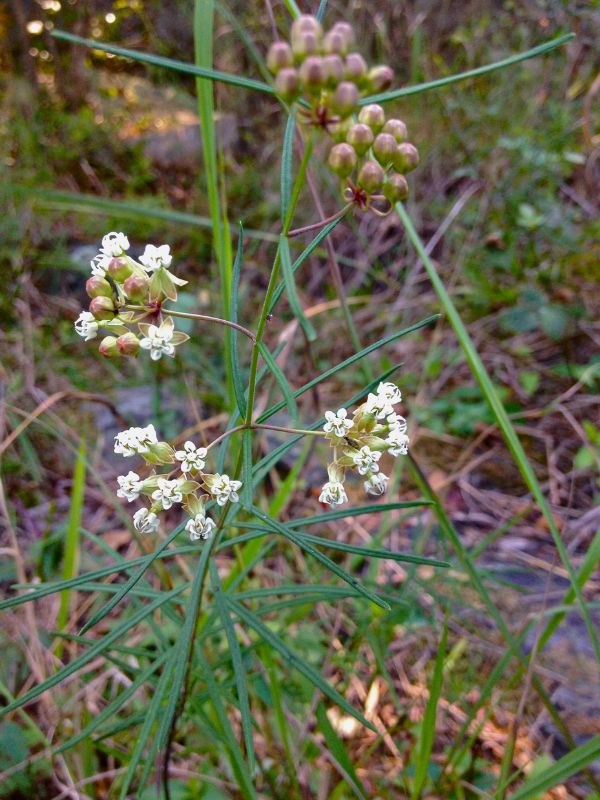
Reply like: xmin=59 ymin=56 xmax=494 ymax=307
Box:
xmin=86 ymin=276 xmax=112 ymax=299
xmin=117 ymin=332 xmax=141 ymax=356
xmin=372 ymin=132 xmax=397 ymax=166
xmin=291 ymin=14 xmax=323 ymax=40
xmin=330 ymin=81 xmax=358 ymax=117
xmin=267 ymin=41 xmax=293 ymax=74
xmin=358 ymin=103 xmax=386 ymax=134
xmin=344 ymin=52 xmax=367 ymax=84
xmin=331 ymin=22 xmax=355 ymax=49
xmin=394 ymin=142 xmax=420 ymax=173
xmin=322 ymin=54 xmax=344 ymax=88
xmin=368 ymin=65 xmax=394 ymax=93
xmin=346 ymin=123 xmax=373 ymax=156
xmin=123 ymin=274 xmax=150 ymax=302
xmin=275 ymin=67 xmax=300 ymax=102
xmin=328 ymin=143 xmax=357 ymax=178
xmin=358 ymin=160 xmax=384 ymax=194
xmin=107 ymin=257 xmax=132 ymax=282
xmin=99 ymin=336 xmax=119 ymax=358
xmin=89 ymin=296 xmax=116 ymax=320
xmin=291 ymin=30 xmax=320 ymax=61
xmin=299 ymin=56 xmax=325 ymax=93
xmin=383 ymin=172 xmax=409 ymax=203
xmin=383 ymin=118 xmax=408 ymax=143
xmin=323 ymin=29 xmax=346 ymax=56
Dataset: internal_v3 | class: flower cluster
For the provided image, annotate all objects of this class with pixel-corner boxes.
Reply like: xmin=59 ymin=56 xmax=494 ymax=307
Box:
xmin=114 ymin=427 xmax=242 ymax=541
xmin=73 ymin=232 xmax=189 ymax=360
xmin=319 ymin=382 xmax=409 ymax=506
xmin=267 ymin=15 xmax=420 ymax=211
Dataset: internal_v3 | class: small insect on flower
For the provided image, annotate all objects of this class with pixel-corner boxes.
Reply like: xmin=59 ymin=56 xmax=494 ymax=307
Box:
xmin=133 ymin=507 xmax=160 ymax=534
xmin=116 ymin=471 xmax=143 ymax=502
xmin=139 ymin=244 xmax=172 ymax=272
xmin=151 ymin=478 xmax=184 ymax=510
xmin=74 ymin=311 xmax=99 ymax=341
xmin=185 ymin=514 xmax=216 ymax=541
xmin=175 ymin=441 xmax=207 ymax=473
xmin=323 ymin=408 xmax=353 ymax=439
xmin=114 ymin=425 xmax=158 ymax=458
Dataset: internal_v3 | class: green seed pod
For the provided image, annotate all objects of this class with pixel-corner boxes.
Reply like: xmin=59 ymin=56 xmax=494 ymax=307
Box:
xmin=368 ymin=65 xmax=394 ymax=93
xmin=322 ymin=54 xmax=344 ymax=88
xmin=123 ymin=274 xmax=150 ymax=302
xmin=98 ymin=336 xmax=119 ymax=358
xmin=330 ymin=80 xmax=359 ymax=117
xmin=346 ymin=123 xmax=374 ymax=156
xmin=266 ymin=41 xmax=294 ymax=74
xmin=85 ymin=276 xmax=112 ymax=299
xmin=117 ymin=331 xmax=141 ymax=356
xmin=327 ymin=117 xmax=352 ymax=143
xmin=299 ymin=56 xmax=325 ymax=93
xmin=357 ymin=160 xmax=384 ymax=194
xmin=275 ymin=67 xmax=300 ymax=102
xmin=328 ymin=143 xmax=357 ymax=178
xmin=394 ymin=142 xmax=420 ymax=173
xmin=344 ymin=52 xmax=368 ymax=84
xmin=372 ymin=132 xmax=397 ymax=166
xmin=89 ymin=296 xmax=116 ymax=321
xmin=383 ymin=172 xmax=409 ymax=203
xmin=331 ymin=21 xmax=355 ymax=49
xmin=357 ymin=103 xmax=386 ymax=134
xmin=291 ymin=14 xmax=323 ymax=40
xmin=383 ymin=118 xmax=408 ymax=143
xmin=107 ymin=256 xmax=132 ymax=282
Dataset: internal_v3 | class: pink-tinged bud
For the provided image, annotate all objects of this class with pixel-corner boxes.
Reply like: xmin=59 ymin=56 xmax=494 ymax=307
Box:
xmin=299 ymin=56 xmax=325 ymax=93
xmin=372 ymin=132 xmax=397 ymax=166
xmin=394 ymin=142 xmax=420 ymax=173
xmin=85 ymin=276 xmax=112 ymax=298
xmin=275 ymin=68 xmax=300 ymax=102
xmin=291 ymin=30 xmax=320 ymax=61
xmin=323 ymin=29 xmax=346 ymax=56
xmin=358 ymin=103 xmax=386 ymax=134
xmin=107 ymin=257 xmax=132 ymax=282
xmin=357 ymin=160 xmax=384 ymax=194
xmin=383 ymin=118 xmax=408 ymax=143
xmin=99 ymin=336 xmax=120 ymax=358
xmin=330 ymin=81 xmax=358 ymax=117
xmin=123 ymin=274 xmax=150 ymax=302
xmin=331 ymin=22 xmax=355 ymax=49
xmin=368 ymin=65 xmax=394 ymax=93
xmin=322 ymin=54 xmax=344 ymax=88
xmin=291 ymin=14 xmax=323 ymax=40
xmin=328 ymin=143 xmax=357 ymax=178
xmin=117 ymin=332 xmax=141 ymax=356
xmin=383 ymin=173 xmax=409 ymax=203
xmin=89 ymin=296 xmax=116 ymax=320
xmin=266 ymin=41 xmax=293 ymax=74
xmin=346 ymin=123 xmax=374 ymax=156
xmin=344 ymin=52 xmax=367 ymax=84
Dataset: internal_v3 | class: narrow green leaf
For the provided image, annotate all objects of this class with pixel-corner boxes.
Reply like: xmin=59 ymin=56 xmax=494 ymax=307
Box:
xmin=316 ymin=0 xmax=328 ymax=21
xmin=230 ymin=224 xmax=248 ymax=418
xmin=282 ymin=0 xmax=301 ymax=18
xmin=241 ymin=428 xmax=253 ymax=509
xmin=286 ymin=501 xmax=433 ymax=527
xmin=316 ymin=703 xmax=367 ymax=800
xmin=279 ymin=234 xmax=317 ymax=341
xmin=281 ymin=112 xmax=296 ymax=225
xmin=257 ymin=341 xmax=298 ymax=423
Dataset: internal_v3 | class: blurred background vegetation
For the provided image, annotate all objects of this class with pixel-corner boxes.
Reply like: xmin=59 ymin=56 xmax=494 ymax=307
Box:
xmin=1 ymin=1 xmax=599 ymax=798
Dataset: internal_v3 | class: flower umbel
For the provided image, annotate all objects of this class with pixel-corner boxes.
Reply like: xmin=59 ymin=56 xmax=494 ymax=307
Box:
xmin=114 ymin=425 xmax=158 ymax=458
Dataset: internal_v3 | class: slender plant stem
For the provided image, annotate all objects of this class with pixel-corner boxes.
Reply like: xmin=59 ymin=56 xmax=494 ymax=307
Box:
xmin=252 ymin=423 xmax=324 ymax=438
xmin=163 ymin=308 xmax=256 ymax=342
xmin=287 ymin=204 xmax=353 ymax=238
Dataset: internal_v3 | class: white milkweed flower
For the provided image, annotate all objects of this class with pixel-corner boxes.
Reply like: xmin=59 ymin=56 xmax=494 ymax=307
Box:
xmin=74 ymin=311 xmax=99 ymax=341
xmin=90 ymin=231 xmax=130 ymax=276
xmin=139 ymin=244 xmax=172 ymax=272
xmin=319 ymin=479 xmax=348 ymax=506
xmin=364 ymin=472 xmax=389 ymax=496
xmin=366 ymin=381 xmax=403 ymax=419
xmin=133 ymin=507 xmax=160 ymax=533
xmin=116 ymin=471 xmax=143 ymax=502
xmin=139 ymin=320 xmax=175 ymax=361
xmin=175 ymin=441 xmax=207 ymax=473
xmin=208 ymin=474 xmax=242 ymax=506
xmin=151 ymin=478 xmax=184 ymax=510
xmin=323 ymin=408 xmax=353 ymax=439
xmin=114 ymin=424 xmax=158 ymax=457
xmin=386 ymin=412 xmax=407 ymax=433
xmin=185 ymin=514 xmax=216 ymax=541
xmin=350 ymin=445 xmax=381 ymax=476
xmin=386 ymin=429 xmax=409 ymax=457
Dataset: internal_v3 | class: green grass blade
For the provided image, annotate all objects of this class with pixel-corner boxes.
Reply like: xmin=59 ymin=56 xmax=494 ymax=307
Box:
xmin=257 ymin=341 xmax=298 ymax=423
xmin=227 ymin=596 xmax=377 ymax=733
xmin=51 ymin=30 xmax=275 ymax=95
xmin=279 ymin=234 xmax=317 ymax=341
xmin=281 ymin=112 xmax=296 ymax=225
xmin=316 ymin=0 xmax=328 ymax=21
xmin=360 ymin=34 xmax=575 ymax=105
xmin=396 ymin=202 xmax=600 ymax=667
xmin=285 ymin=501 xmax=433 ymax=527
xmin=230 ymin=224 xmax=248 ymax=418
xmin=316 ymin=702 xmax=367 ymax=800
xmin=241 ymin=428 xmax=254 ymax=509
xmin=282 ymin=0 xmax=301 ymax=18
xmin=411 ymin=621 xmax=447 ymax=799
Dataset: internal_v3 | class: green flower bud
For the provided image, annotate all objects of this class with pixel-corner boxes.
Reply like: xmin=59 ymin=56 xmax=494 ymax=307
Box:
xmin=372 ymin=132 xmax=397 ymax=166
xmin=328 ymin=143 xmax=357 ymax=178
xmin=383 ymin=118 xmax=408 ymax=143
xmin=357 ymin=160 xmax=384 ymax=194
xmin=117 ymin=331 xmax=141 ymax=356
xmin=107 ymin=257 xmax=132 ymax=282
xmin=267 ymin=41 xmax=293 ymax=74
xmin=291 ymin=14 xmax=323 ymax=40
xmin=346 ymin=123 xmax=373 ymax=156
xmin=291 ymin=30 xmax=320 ymax=61
xmin=299 ymin=56 xmax=325 ymax=93
xmin=394 ymin=142 xmax=420 ymax=173
xmin=98 ymin=336 xmax=119 ymax=358
xmin=322 ymin=54 xmax=344 ymax=88
xmin=327 ymin=117 xmax=352 ymax=143
xmin=330 ymin=81 xmax=358 ymax=117
xmin=323 ymin=29 xmax=346 ymax=56
xmin=145 ymin=442 xmax=176 ymax=464
xmin=383 ymin=172 xmax=409 ymax=203
xmin=344 ymin=52 xmax=368 ymax=84
xmin=368 ymin=65 xmax=394 ymax=93
xmin=358 ymin=103 xmax=386 ymax=134
xmin=331 ymin=21 xmax=355 ymax=49
xmin=275 ymin=67 xmax=300 ymax=102
xmin=85 ymin=276 xmax=112 ymax=299
xmin=89 ymin=296 xmax=116 ymax=321
xmin=123 ymin=274 xmax=150 ymax=302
